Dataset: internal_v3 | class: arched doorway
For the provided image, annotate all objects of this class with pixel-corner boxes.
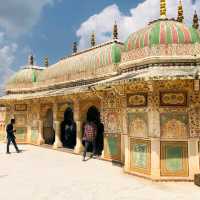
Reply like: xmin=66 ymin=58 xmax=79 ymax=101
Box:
xmin=43 ymin=108 xmax=55 ymax=145
xmin=85 ymin=106 xmax=104 ymax=155
xmin=61 ymin=107 xmax=76 ymax=149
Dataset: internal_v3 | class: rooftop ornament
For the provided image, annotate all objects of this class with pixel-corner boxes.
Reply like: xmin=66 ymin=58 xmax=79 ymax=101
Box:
xmin=28 ymin=55 xmax=34 ymax=66
xmin=177 ymin=0 xmax=184 ymax=23
xmin=113 ymin=21 xmax=118 ymax=40
xmin=44 ymin=57 xmax=49 ymax=67
xmin=91 ymin=32 xmax=96 ymax=47
xmin=73 ymin=41 xmax=78 ymax=54
xmin=160 ymin=0 xmax=167 ymax=19
xmin=193 ymin=10 xmax=199 ymax=30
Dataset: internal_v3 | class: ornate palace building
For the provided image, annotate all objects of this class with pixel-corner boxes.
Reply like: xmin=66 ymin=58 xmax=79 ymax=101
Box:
xmin=0 ymin=0 xmax=200 ymax=181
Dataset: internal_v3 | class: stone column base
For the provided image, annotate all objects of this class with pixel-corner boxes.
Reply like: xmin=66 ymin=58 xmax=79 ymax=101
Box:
xmin=37 ymin=137 xmax=45 ymax=145
xmin=53 ymin=140 xmax=63 ymax=149
xmin=74 ymin=144 xmax=84 ymax=154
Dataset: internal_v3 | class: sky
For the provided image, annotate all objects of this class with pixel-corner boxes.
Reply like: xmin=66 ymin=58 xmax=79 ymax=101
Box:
xmin=0 ymin=0 xmax=199 ymax=90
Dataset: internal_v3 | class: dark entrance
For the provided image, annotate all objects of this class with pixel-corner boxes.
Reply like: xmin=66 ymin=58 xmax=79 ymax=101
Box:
xmin=43 ymin=109 xmax=55 ymax=145
xmin=61 ymin=107 xmax=76 ymax=149
xmin=85 ymin=106 xmax=104 ymax=155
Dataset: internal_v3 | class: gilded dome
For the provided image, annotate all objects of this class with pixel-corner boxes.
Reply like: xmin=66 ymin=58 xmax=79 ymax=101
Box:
xmin=125 ymin=20 xmax=200 ymax=51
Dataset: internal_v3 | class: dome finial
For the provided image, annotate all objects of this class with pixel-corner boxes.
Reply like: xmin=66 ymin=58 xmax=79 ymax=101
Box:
xmin=28 ymin=54 xmax=34 ymax=66
xmin=177 ymin=0 xmax=184 ymax=23
xmin=44 ymin=56 xmax=49 ymax=67
xmin=160 ymin=0 xmax=167 ymax=19
xmin=91 ymin=32 xmax=96 ymax=47
xmin=113 ymin=21 xmax=118 ymax=40
xmin=193 ymin=10 xmax=199 ymax=29
xmin=73 ymin=41 xmax=78 ymax=54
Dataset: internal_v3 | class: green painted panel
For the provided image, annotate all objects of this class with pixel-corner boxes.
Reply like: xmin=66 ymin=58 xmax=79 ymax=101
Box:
xmin=160 ymin=113 xmax=188 ymax=126
xmin=166 ymin=146 xmax=183 ymax=172
xmin=150 ymin=21 xmax=160 ymax=47
xmin=108 ymin=137 xmax=118 ymax=156
xmin=111 ymin=43 xmax=121 ymax=64
xmin=16 ymin=128 xmax=26 ymax=140
xmin=133 ymin=143 xmax=148 ymax=169
xmin=31 ymin=129 xmax=38 ymax=143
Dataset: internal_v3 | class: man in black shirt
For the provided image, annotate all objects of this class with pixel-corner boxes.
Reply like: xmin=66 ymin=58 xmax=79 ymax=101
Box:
xmin=6 ymin=119 xmax=20 ymax=154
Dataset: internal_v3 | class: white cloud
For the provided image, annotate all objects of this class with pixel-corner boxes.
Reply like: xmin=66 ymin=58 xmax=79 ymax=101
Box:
xmin=0 ymin=43 xmax=18 ymax=68
xmin=0 ymin=0 xmax=59 ymax=36
xmin=77 ymin=0 xmax=200 ymax=49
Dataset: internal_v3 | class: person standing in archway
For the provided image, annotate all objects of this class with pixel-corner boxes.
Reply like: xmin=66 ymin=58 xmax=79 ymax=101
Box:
xmin=6 ymin=119 xmax=20 ymax=154
xmin=82 ymin=120 xmax=97 ymax=161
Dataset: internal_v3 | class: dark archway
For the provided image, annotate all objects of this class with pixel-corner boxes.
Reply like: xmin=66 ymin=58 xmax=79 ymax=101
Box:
xmin=43 ymin=108 xmax=55 ymax=145
xmin=61 ymin=107 xmax=76 ymax=149
xmin=85 ymin=106 xmax=104 ymax=155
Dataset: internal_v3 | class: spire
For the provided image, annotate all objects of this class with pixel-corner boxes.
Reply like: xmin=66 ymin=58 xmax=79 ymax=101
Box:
xmin=73 ymin=42 xmax=78 ymax=54
xmin=44 ymin=57 xmax=49 ymax=67
xmin=160 ymin=0 xmax=167 ymax=19
xmin=28 ymin=55 xmax=34 ymax=66
xmin=91 ymin=32 xmax=96 ymax=47
xmin=177 ymin=0 xmax=184 ymax=23
xmin=193 ymin=10 xmax=199 ymax=30
xmin=113 ymin=21 xmax=118 ymax=40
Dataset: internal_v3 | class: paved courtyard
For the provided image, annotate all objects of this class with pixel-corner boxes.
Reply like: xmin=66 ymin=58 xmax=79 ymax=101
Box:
xmin=0 ymin=144 xmax=199 ymax=200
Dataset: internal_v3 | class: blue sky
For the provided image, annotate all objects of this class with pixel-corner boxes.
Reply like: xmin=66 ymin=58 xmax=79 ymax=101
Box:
xmin=14 ymin=0 xmax=141 ymax=68
xmin=0 ymin=0 xmax=199 ymax=88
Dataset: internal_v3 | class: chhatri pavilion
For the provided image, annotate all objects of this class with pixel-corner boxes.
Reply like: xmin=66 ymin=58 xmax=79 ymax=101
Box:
xmin=1 ymin=0 xmax=200 ymax=181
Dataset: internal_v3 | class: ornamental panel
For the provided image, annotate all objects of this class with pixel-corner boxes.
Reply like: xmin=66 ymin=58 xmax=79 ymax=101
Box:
xmin=14 ymin=114 xmax=27 ymax=126
xmin=15 ymin=104 xmax=27 ymax=111
xmin=190 ymin=107 xmax=200 ymax=137
xmin=161 ymin=142 xmax=188 ymax=177
xmin=128 ymin=112 xmax=148 ymax=138
xmin=127 ymin=93 xmax=148 ymax=107
xmin=104 ymin=111 xmax=122 ymax=134
xmin=160 ymin=113 xmax=188 ymax=139
xmin=130 ymin=139 xmax=151 ymax=175
xmin=160 ymin=91 xmax=187 ymax=107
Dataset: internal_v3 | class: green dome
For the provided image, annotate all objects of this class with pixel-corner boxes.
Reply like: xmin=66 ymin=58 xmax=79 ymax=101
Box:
xmin=125 ymin=20 xmax=200 ymax=51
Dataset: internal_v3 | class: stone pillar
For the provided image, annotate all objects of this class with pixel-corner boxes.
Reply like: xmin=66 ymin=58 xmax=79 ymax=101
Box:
xmin=151 ymin=138 xmax=161 ymax=180
xmin=53 ymin=120 xmax=63 ymax=148
xmin=121 ymin=96 xmax=128 ymax=166
xmin=74 ymin=120 xmax=84 ymax=154
xmin=74 ymin=98 xmax=84 ymax=154
xmin=148 ymin=89 xmax=161 ymax=180
xmin=37 ymin=119 xmax=45 ymax=145
xmin=52 ymin=102 xmax=63 ymax=148
xmin=188 ymin=138 xmax=200 ymax=179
